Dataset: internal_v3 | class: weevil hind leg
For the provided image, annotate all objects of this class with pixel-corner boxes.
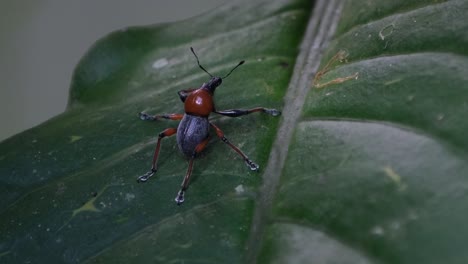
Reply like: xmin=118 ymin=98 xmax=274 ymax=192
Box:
xmin=137 ymin=169 xmax=156 ymax=182
xmin=264 ymin=108 xmax=281 ymax=116
xmin=137 ymin=127 xmax=177 ymax=183
xmin=175 ymin=190 xmax=185 ymax=205
xmin=175 ymin=156 xmax=194 ymax=205
xmin=210 ymin=122 xmax=260 ymax=172
xmin=174 ymin=137 xmax=210 ymax=205
xmin=245 ymin=159 xmax=260 ymax=171
xmin=214 ymin=107 xmax=281 ymax=118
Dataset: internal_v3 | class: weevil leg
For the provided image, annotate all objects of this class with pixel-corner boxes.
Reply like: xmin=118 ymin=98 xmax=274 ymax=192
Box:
xmin=139 ymin=113 xmax=184 ymax=121
xmin=175 ymin=137 xmax=210 ymax=205
xmin=137 ymin=128 xmax=177 ymax=183
xmin=215 ymin=107 xmax=281 ymax=117
xmin=210 ymin=123 xmax=259 ymax=171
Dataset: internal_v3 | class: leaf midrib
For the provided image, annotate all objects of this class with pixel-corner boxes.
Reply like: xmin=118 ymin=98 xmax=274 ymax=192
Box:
xmin=246 ymin=0 xmax=345 ymax=262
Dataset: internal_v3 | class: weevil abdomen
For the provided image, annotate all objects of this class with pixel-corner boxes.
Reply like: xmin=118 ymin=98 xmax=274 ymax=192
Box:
xmin=177 ymin=114 xmax=210 ymax=157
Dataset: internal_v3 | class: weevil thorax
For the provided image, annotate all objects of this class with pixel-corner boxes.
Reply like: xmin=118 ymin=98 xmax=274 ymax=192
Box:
xmin=184 ymin=77 xmax=222 ymax=117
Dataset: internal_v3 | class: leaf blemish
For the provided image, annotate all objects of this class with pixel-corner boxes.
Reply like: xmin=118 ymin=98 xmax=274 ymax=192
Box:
xmin=379 ymin=24 xmax=395 ymax=40
xmin=313 ymin=50 xmax=359 ymax=89
xmin=124 ymin=193 xmax=135 ymax=201
xmin=278 ymin=61 xmax=289 ymax=68
xmin=383 ymin=166 xmax=407 ymax=191
xmin=72 ymin=193 xmax=101 ymax=217
xmin=384 ymin=78 xmax=402 ymax=86
xmin=69 ymin=135 xmax=83 ymax=143
xmin=436 ymin=113 xmax=445 ymax=121
xmin=57 ymin=185 xmax=110 ymax=232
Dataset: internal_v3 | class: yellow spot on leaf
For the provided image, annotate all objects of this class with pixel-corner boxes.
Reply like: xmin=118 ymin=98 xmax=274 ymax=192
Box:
xmin=70 ymin=135 xmax=83 ymax=143
xmin=383 ymin=166 xmax=407 ymax=191
xmin=58 ymin=185 xmax=110 ymax=232
xmin=72 ymin=196 xmax=100 ymax=217
xmin=72 ymin=185 xmax=109 ymax=217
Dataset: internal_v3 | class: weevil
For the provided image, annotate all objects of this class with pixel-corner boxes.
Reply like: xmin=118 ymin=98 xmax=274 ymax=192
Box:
xmin=137 ymin=47 xmax=281 ymax=205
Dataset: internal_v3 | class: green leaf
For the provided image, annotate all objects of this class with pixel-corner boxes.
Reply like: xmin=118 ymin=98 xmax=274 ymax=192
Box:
xmin=261 ymin=0 xmax=468 ymax=263
xmin=0 ymin=0 xmax=310 ymax=263
xmin=2 ymin=0 xmax=468 ymax=263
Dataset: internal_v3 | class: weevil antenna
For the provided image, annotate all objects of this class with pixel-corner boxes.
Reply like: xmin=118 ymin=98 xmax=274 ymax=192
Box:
xmin=190 ymin=47 xmax=213 ymax=78
xmin=222 ymin=60 xmax=245 ymax=79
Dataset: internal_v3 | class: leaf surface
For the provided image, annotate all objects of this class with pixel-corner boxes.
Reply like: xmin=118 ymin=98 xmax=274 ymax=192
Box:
xmin=2 ymin=0 xmax=468 ymax=263
xmin=0 ymin=0 xmax=310 ymax=263
xmin=261 ymin=0 xmax=468 ymax=263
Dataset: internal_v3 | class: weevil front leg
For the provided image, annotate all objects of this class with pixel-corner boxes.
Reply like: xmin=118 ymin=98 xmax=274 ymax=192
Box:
xmin=139 ymin=112 xmax=184 ymax=121
xmin=210 ymin=123 xmax=259 ymax=171
xmin=137 ymin=128 xmax=177 ymax=183
xmin=215 ymin=107 xmax=281 ymax=117
xmin=175 ymin=137 xmax=210 ymax=205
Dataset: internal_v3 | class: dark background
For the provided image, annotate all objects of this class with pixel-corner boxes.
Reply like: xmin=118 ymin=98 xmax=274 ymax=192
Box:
xmin=0 ymin=0 xmax=227 ymax=141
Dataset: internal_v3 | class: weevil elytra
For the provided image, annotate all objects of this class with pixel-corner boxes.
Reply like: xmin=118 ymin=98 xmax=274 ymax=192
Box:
xmin=138 ymin=47 xmax=281 ymax=205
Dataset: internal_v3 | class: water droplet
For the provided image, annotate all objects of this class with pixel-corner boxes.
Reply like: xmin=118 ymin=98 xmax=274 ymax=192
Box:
xmin=371 ymin=225 xmax=385 ymax=236
xmin=152 ymin=58 xmax=169 ymax=69
xmin=235 ymin=185 xmax=245 ymax=194
xmin=390 ymin=221 xmax=401 ymax=230
xmin=408 ymin=210 xmax=419 ymax=220
xmin=125 ymin=193 xmax=135 ymax=201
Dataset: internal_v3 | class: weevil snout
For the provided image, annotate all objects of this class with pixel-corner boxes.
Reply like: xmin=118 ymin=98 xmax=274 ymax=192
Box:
xmin=204 ymin=77 xmax=222 ymax=93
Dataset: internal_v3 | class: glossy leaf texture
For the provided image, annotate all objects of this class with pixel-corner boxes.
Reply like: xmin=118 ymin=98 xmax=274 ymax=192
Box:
xmin=0 ymin=0 xmax=311 ymax=263
xmin=261 ymin=0 xmax=468 ymax=264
